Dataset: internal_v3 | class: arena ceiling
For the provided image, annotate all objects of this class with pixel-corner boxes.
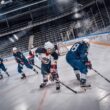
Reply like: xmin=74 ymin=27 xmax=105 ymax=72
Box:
xmin=0 ymin=0 xmax=110 ymax=37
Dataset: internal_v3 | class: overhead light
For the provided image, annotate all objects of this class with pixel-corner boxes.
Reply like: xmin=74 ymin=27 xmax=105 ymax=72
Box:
xmin=9 ymin=37 xmax=15 ymax=43
xmin=74 ymin=13 xmax=82 ymax=19
xmin=1 ymin=0 xmax=13 ymax=5
xmin=13 ymin=34 xmax=19 ymax=40
xmin=74 ymin=7 xmax=79 ymax=13
xmin=1 ymin=0 xmax=5 ymax=4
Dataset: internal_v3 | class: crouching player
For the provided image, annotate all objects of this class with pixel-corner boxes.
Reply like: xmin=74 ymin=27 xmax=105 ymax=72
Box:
xmin=66 ymin=38 xmax=92 ymax=87
xmin=35 ymin=41 xmax=60 ymax=90
xmin=12 ymin=47 xmax=38 ymax=79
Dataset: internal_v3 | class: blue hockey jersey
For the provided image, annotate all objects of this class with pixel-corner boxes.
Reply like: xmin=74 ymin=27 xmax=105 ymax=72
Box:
xmin=13 ymin=51 xmax=27 ymax=64
xmin=67 ymin=41 xmax=90 ymax=62
xmin=0 ymin=58 xmax=3 ymax=65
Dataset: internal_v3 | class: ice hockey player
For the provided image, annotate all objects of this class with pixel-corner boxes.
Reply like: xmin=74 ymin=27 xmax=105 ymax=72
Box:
xmin=12 ymin=47 xmax=38 ymax=79
xmin=66 ymin=38 xmax=92 ymax=87
xmin=54 ymin=43 xmax=59 ymax=55
xmin=28 ymin=50 xmax=35 ymax=65
xmin=0 ymin=57 xmax=10 ymax=80
xmin=35 ymin=41 xmax=60 ymax=90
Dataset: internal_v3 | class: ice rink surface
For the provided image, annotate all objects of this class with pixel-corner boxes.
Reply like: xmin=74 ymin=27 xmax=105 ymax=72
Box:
xmin=0 ymin=43 xmax=110 ymax=110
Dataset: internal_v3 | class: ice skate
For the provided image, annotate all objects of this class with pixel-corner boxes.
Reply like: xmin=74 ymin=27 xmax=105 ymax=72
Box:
xmin=56 ymin=81 xmax=60 ymax=90
xmin=33 ymin=68 xmax=38 ymax=74
xmin=40 ymin=82 xmax=47 ymax=88
xmin=76 ymin=74 xmax=80 ymax=81
xmin=0 ymin=75 xmax=3 ymax=80
xmin=21 ymin=74 xmax=26 ymax=79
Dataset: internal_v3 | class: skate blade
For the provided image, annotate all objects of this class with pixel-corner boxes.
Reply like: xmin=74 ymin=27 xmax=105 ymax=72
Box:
xmin=80 ymin=85 xmax=91 ymax=91
xmin=80 ymin=85 xmax=91 ymax=89
xmin=39 ymin=83 xmax=53 ymax=89
xmin=74 ymin=85 xmax=91 ymax=93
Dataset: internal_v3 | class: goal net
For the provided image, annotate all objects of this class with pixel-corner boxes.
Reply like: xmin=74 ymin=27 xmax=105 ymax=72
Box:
xmin=57 ymin=42 xmax=68 ymax=56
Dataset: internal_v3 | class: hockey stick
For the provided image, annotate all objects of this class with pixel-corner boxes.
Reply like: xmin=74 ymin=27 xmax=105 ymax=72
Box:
xmin=92 ymin=68 xmax=110 ymax=83
xmin=34 ymin=64 xmax=77 ymax=94
xmin=55 ymin=79 xmax=77 ymax=93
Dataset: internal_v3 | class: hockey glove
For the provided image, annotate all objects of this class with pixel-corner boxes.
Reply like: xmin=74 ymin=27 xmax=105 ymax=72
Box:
xmin=85 ymin=61 xmax=92 ymax=69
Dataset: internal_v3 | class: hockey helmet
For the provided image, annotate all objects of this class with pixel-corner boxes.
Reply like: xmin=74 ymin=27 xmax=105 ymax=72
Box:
xmin=44 ymin=41 xmax=54 ymax=50
xmin=12 ymin=47 xmax=17 ymax=51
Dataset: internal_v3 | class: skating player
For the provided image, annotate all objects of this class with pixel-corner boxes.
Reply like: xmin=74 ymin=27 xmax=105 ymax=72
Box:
xmin=12 ymin=47 xmax=38 ymax=79
xmin=66 ymin=38 xmax=92 ymax=87
xmin=28 ymin=50 xmax=35 ymax=65
xmin=0 ymin=57 xmax=10 ymax=79
xmin=35 ymin=41 xmax=60 ymax=90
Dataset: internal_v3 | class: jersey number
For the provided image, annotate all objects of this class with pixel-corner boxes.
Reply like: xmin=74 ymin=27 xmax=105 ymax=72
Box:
xmin=71 ymin=43 xmax=79 ymax=52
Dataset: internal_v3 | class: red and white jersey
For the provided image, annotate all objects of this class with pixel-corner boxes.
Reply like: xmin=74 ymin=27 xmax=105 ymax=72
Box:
xmin=35 ymin=47 xmax=58 ymax=64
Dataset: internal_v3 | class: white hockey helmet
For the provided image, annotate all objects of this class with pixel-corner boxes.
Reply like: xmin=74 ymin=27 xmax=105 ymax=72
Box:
xmin=83 ymin=38 xmax=90 ymax=43
xmin=44 ymin=41 xmax=54 ymax=50
xmin=12 ymin=47 xmax=17 ymax=51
